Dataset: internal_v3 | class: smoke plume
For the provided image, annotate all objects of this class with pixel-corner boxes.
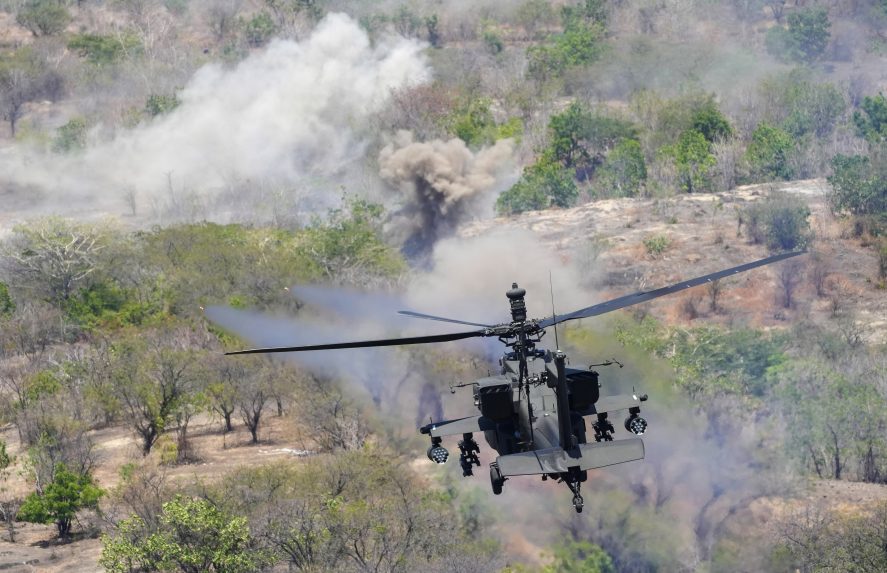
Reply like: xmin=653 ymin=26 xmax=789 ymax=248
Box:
xmin=379 ymin=131 xmax=515 ymax=261
xmin=1 ymin=14 xmax=430 ymax=219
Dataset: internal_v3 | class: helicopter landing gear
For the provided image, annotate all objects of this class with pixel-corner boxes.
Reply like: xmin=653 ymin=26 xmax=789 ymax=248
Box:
xmin=593 ymin=413 xmax=614 ymax=442
xmin=490 ymin=462 xmax=506 ymax=495
xmin=566 ymin=479 xmax=584 ymax=513
xmin=458 ymin=433 xmax=481 ymax=477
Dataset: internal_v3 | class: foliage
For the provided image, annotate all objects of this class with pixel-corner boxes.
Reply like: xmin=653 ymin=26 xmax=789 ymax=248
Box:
xmin=594 ymin=138 xmax=647 ymax=197
xmin=743 ymin=192 xmax=811 ymax=251
xmin=643 ymin=234 xmax=669 ymax=257
xmin=542 ymin=540 xmax=615 ymax=573
xmin=758 ymin=70 xmax=845 ymax=138
xmin=0 ymin=281 xmax=14 ymax=316
xmin=300 ymin=199 xmax=406 ymax=286
xmin=496 ymin=153 xmax=578 ymax=215
xmin=17 ymin=464 xmax=103 ymax=537
xmin=101 ymin=496 xmax=267 ymax=573
xmin=16 ymin=0 xmax=70 ymax=37
xmin=2 ymin=217 xmax=116 ymax=303
xmin=145 ymin=93 xmax=180 ymax=117
xmin=243 ymin=11 xmax=277 ymax=47
xmin=448 ymin=98 xmax=521 ymax=147
xmin=776 ymin=356 xmax=887 ymax=480
xmin=766 ymin=8 xmax=831 ymax=64
xmin=615 ymin=316 xmax=787 ymax=398
xmin=68 ymin=33 xmax=142 ymax=66
xmin=665 ymin=129 xmax=716 ymax=193
xmin=827 ymin=149 xmax=887 ymax=218
xmin=853 ymin=93 xmax=887 ymax=144
xmin=547 ymin=103 xmax=638 ymax=175
xmin=0 ymin=47 xmax=63 ymax=136
xmin=527 ymin=16 xmax=606 ymax=82
xmin=482 ymin=26 xmax=504 ymax=55
xmin=746 ymin=123 xmax=795 ymax=181
xmin=52 ymin=118 xmax=87 ymax=153
xmin=64 ymin=281 xmax=161 ymax=330
xmin=688 ymin=98 xmax=733 ymax=143
xmin=779 ymin=502 xmax=887 ymax=571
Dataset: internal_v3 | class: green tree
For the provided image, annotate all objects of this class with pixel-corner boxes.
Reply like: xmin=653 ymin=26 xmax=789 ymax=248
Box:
xmin=101 ymin=496 xmax=266 ymax=573
xmin=853 ymin=93 xmax=887 ymax=144
xmin=16 ymin=0 xmax=71 ymax=37
xmin=67 ymin=33 xmax=141 ymax=65
xmin=758 ymin=70 xmax=845 ymax=138
xmin=543 ymin=540 xmax=615 ymax=573
xmin=527 ymin=16 xmax=605 ymax=82
xmin=300 ymin=199 xmax=406 ymax=286
xmin=496 ymin=153 xmax=578 ymax=215
xmin=547 ymin=103 xmax=637 ymax=174
xmin=827 ymin=150 xmax=887 ymax=218
xmin=766 ymin=8 xmax=831 ymax=63
xmin=746 ymin=123 xmax=794 ymax=181
xmin=667 ymin=129 xmax=716 ymax=193
xmin=243 ymin=11 xmax=277 ymax=47
xmin=689 ymin=99 xmax=733 ymax=143
xmin=52 ymin=118 xmax=87 ymax=153
xmin=595 ymin=139 xmax=647 ymax=197
xmin=0 ymin=282 xmax=14 ymax=316
xmin=17 ymin=464 xmax=103 ymax=537
xmin=145 ymin=93 xmax=180 ymax=117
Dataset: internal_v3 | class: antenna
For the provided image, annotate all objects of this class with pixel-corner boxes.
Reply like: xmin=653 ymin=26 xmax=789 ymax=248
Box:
xmin=549 ymin=270 xmax=560 ymax=350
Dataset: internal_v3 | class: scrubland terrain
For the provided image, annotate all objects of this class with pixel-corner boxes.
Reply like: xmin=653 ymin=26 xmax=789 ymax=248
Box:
xmin=1 ymin=1 xmax=886 ymax=572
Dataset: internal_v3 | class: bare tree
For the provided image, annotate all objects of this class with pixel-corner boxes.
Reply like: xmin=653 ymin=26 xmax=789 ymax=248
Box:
xmin=2 ymin=218 xmax=114 ymax=303
xmin=707 ymin=279 xmax=723 ymax=313
xmin=778 ymin=259 xmax=804 ymax=309
xmin=809 ymin=251 xmax=830 ymax=297
xmin=205 ymin=0 xmax=243 ymax=42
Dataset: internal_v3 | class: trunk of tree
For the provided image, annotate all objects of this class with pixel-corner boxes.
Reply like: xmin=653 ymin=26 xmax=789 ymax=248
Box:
xmin=224 ymin=411 xmax=233 ymax=432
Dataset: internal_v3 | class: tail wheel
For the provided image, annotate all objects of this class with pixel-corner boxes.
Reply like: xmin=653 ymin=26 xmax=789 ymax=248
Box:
xmin=490 ymin=463 xmax=504 ymax=495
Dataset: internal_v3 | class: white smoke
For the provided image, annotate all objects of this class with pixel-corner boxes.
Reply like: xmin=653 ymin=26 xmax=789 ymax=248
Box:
xmin=1 ymin=13 xmax=430 ymax=215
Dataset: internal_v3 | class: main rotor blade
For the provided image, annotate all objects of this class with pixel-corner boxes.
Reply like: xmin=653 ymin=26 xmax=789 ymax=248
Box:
xmin=539 ymin=250 xmax=806 ymax=328
xmin=225 ymin=329 xmax=487 ymax=355
xmin=397 ymin=310 xmax=495 ymax=328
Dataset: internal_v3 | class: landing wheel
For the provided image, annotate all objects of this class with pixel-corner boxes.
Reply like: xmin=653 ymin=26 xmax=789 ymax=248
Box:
xmin=490 ymin=463 xmax=504 ymax=495
xmin=572 ymin=494 xmax=584 ymax=513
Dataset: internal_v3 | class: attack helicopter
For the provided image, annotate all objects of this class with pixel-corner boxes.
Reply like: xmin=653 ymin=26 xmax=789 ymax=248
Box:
xmin=227 ymin=250 xmax=805 ymax=512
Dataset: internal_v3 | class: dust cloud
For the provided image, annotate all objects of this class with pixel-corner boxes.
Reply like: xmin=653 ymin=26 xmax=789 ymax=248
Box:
xmin=0 ymin=13 xmax=430 ymax=217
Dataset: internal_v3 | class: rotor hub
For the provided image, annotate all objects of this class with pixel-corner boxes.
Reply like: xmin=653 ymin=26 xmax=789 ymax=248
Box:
xmin=506 ymin=283 xmax=527 ymax=323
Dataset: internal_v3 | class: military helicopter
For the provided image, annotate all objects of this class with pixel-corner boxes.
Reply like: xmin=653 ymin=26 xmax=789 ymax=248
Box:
xmin=226 ymin=250 xmax=804 ymax=512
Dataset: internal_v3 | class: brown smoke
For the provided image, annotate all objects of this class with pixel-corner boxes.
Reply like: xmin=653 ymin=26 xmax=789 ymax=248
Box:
xmin=378 ymin=130 xmax=515 ymax=261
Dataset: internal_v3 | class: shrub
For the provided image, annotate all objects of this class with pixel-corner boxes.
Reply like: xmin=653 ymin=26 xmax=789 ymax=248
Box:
xmin=744 ymin=193 xmax=811 ymax=251
xmin=595 ymin=138 xmax=646 ymax=197
xmin=68 ymin=33 xmax=141 ymax=65
xmin=16 ymin=0 xmax=70 ymax=36
xmin=0 ymin=281 xmax=15 ymax=316
xmin=244 ymin=11 xmax=277 ymax=47
xmin=145 ymin=93 xmax=179 ymax=117
xmin=746 ymin=123 xmax=795 ymax=182
xmin=18 ymin=464 xmax=103 ymax=538
xmin=827 ymin=150 xmax=887 ymax=218
xmin=643 ymin=234 xmax=670 ymax=257
xmin=496 ymin=153 xmax=578 ymax=215
xmin=853 ymin=93 xmax=887 ymax=143
xmin=52 ymin=118 xmax=87 ymax=153
xmin=666 ymin=129 xmax=716 ymax=193
xmin=758 ymin=70 xmax=845 ymax=138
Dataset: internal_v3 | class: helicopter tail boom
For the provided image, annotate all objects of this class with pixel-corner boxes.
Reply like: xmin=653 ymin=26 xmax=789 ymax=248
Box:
xmin=495 ymin=438 xmax=645 ymax=477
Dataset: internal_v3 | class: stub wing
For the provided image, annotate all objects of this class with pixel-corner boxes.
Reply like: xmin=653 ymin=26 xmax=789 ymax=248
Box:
xmin=419 ymin=415 xmax=496 ymax=438
xmin=496 ymin=438 xmax=645 ymax=477
xmin=593 ymin=393 xmax=643 ymax=414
